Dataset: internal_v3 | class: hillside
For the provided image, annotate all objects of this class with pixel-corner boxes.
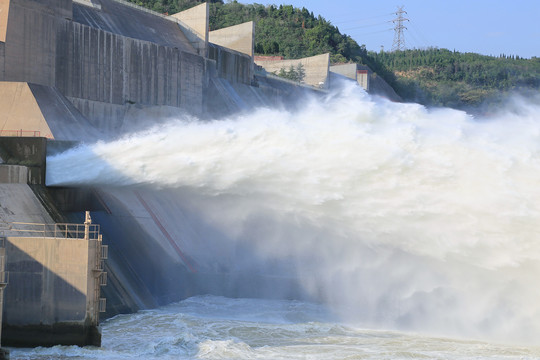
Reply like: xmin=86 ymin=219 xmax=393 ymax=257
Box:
xmin=128 ymin=0 xmax=540 ymax=111
xmin=371 ymin=49 xmax=540 ymax=110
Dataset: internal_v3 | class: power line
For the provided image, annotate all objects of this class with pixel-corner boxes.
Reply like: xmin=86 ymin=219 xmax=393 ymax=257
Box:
xmin=392 ymin=6 xmax=409 ymax=51
xmin=350 ymin=28 xmax=394 ymax=37
xmin=408 ymin=21 xmax=433 ymax=49
xmin=342 ymin=21 xmax=392 ymax=31
xmin=333 ymin=12 xmax=394 ymax=25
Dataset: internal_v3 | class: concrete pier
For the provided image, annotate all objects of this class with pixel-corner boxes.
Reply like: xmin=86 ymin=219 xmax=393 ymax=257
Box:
xmin=1 ymin=214 xmax=107 ymax=347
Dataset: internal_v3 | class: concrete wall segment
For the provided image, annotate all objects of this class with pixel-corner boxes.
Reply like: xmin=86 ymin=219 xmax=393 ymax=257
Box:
xmin=3 ymin=0 xmax=59 ymax=86
xmin=0 ymin=165 xmax=28 ymax=183
xmin=0 ymin=184 xmax=55 ymax=225
xmin=2 ymin=235 xmax=101 ymax=346
xmin=179 ymin=50 xmax=205 ymax=114
xmin=0 ymin=81 xmax=103 ymax=141
xmin=55 ymin=19 xmax=206 ymax=117
xmin=73 ymin=0 xmax=196 ymax=53
xmin=172 ymin=2 xmax=208 ymax=57
xmin=0 ymin=0 xmax=10 ymax=43
xmin=0 ymin=42 xmax=4 ymax=80
xmin=172 ymin=2 xmax=208 ymax=41
xmin=0 ymin=82 xmax=53 ymax=139
xmin=1 ymin=0 xmax=213 ymax=126
xmin=329 ymin=63 xmax=357 ymax=80
xmin=209 ymin=21 xmax=254 ymax=58
xmin=29 ymin=83 xmax=103 ymax=141
xmin=369 ymin=72 xmax=401 ymax=101
xmin=0 ymin=137 xmax=46 ymax=183
xmin=208 ymin=43 xmax=252 ymax=85
xmin=255 ymin=53 xmax=330 ymax=88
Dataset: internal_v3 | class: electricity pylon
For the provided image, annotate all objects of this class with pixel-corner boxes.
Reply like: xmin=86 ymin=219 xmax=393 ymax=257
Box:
xmin=392 ymin=6 xmax=409 ymax=51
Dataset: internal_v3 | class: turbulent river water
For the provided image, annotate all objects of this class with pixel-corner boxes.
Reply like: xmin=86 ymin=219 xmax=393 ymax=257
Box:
xmin=10 ymin=296 xmax=540 ymax=360
xmin=33 ymin=84 xmax=540 ymax=358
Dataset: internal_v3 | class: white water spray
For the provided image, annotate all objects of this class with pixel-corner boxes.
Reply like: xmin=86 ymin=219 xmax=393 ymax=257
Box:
xmin=47 ymin=84 xmax=540 ymax=344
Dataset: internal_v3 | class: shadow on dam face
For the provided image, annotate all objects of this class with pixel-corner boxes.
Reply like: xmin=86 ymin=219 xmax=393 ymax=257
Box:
xmin=49 ymin=184 xmax=314 ymax=319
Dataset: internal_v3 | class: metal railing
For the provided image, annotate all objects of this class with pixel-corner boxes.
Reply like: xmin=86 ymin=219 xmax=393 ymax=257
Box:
xmin=99 ymin=298 xmax=107 ymax=313
xmin=0 ymin=129 xmax=41 ymax=137
xmin=99 ymin=272 xmax=107 ymax=287
xmin=0 ymin=254 xmax=7 ymax=287
xmin=6 ymin=222 xmax=101 ymax=240
xmin=101 ymin=244 xmax=108 ymax=260
xmin=0 ymin=271 xmax=9 ymax=286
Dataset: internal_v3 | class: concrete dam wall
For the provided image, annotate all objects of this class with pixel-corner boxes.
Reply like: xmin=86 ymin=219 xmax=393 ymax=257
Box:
xmin=0 ymin=0 xmax=209 ymax=133
xmin=0 ymin=0 xmax=399 ymax=349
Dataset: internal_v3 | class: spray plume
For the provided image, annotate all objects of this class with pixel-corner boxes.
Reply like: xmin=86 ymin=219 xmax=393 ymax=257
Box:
xmin=47 ymin=84 xmax=540 ymax=344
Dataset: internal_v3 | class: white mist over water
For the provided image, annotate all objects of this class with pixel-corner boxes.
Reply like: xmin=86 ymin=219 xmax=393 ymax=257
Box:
xmin=47 ymin=84 xmax=540 ymax=344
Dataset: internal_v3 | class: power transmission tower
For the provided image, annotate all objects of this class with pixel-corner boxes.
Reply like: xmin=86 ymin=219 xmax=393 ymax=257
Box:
xmin=392 ymin=6 xmax=409 ymax=51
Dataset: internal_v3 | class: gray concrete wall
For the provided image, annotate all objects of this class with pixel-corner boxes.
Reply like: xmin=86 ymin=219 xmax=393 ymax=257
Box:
xmin=0 ymin=1 xmax=9 ymax=43
xmin=3 ymin=0 xmax=60 ymax=87
xmin=369 ymin=73 xmax=402 ymax=102
xmin=0 ymin=42 xmax=4 ymax=80
xmin=208 ymin=43 xmax=252 ymax=85
xmin=330 ymin=63 xmax=401 ymax=101
xmin=0 ymin=137 xmax=46 ymax=184
xmin=28 ymin=83 xmax=103 ymax=141
xmin=0 ymin=165 xmax=28 ymax=184
xmin=72 ymin=0 xmax=195 ymax=53
xmin=255 ymin=53 xmax=330 ymax=88
xmin=2 ymin=235 xmax=102 ymax=347
xmin=0 ymin=82 xmax=54 ymax=139
xmin=67 ymin=1 xmax=205 ymax=114
xmin=0 ymin=184 xmax=55 ymax=227
xmin=56 ymin=21 xmax=206 ymax=112
xmin=209 ymin=21 xmax=254 ymax=58
xmin=2 ymin=0 xmax=207 ymax=128
xmin=329 ymin=63 xmax=357 ymax=80
xmin=0 ymin=81 xmax=102 ymax=141
xmin=171 ymin=2 xmax=208 ymax=57
xmin=330 ymin=63 xmax=369 ymax=90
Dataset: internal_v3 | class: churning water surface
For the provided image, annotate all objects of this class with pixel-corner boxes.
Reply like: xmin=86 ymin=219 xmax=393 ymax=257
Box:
xmin=10 ymin=296 xmax=540 ymax=359
xmin=38 ymin=84 xmax=540 ymax=358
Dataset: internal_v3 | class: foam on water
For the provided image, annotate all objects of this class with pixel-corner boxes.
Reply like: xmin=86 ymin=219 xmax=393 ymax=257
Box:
xmin=10 ymin=296 xmax=540 ymax=359
xmin=46 ymin=84 xmax=540 ymax=344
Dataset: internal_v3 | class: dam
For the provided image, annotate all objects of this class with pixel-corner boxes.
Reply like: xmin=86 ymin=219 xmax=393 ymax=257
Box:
xmin=3 ymin=1 xmax=540 ymax=357
xmin=0 ymin=0 xmax=403 ymax=349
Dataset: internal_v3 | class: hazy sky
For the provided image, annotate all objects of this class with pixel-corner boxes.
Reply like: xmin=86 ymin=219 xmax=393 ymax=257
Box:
xmin=240 ymin=0 xmax=540 ymax=58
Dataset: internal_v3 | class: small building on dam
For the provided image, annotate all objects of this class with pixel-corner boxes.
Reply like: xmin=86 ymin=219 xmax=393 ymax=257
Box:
xmin=0 ymin=0 xmax=399 ymax=350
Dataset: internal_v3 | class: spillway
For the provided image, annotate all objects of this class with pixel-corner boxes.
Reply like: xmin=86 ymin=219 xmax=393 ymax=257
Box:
xmin=46 ymin=84 xmax=540 ymax=344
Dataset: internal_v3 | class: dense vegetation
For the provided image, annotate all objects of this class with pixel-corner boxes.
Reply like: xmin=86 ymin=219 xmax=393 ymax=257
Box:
xmin=127 ymin=0 xmax=540 ymax=110
xmin=129 ymin=0 xmax=366 ymax=63
xmin=371 ymin=49 xmax=540 ymax=109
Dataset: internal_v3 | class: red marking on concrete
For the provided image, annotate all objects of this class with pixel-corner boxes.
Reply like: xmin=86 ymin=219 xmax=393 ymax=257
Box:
xmin=134 ymin=191 xmax=197 ymax=273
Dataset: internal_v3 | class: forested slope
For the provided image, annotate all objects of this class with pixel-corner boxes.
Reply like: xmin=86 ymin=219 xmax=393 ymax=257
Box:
xmin=371 ymin=49 xmax=540 ymax=109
